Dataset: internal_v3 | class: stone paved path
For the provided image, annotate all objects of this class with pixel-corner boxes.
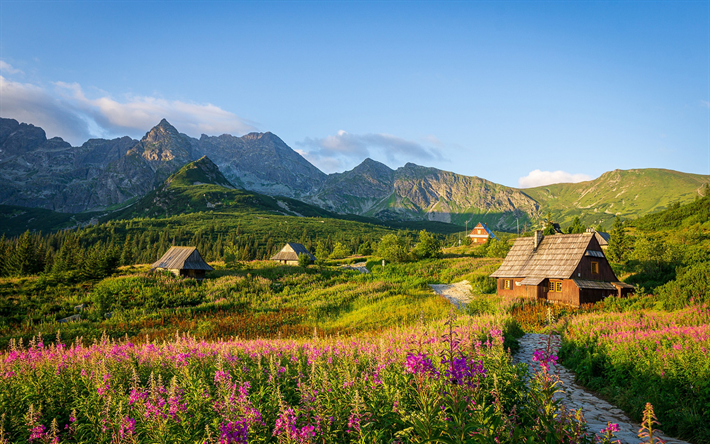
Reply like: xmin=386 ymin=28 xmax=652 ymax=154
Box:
xmin=516 ymin=333 xmax=690 ymax=444
xmin=428 ymin=280 xmax=472 ymax=310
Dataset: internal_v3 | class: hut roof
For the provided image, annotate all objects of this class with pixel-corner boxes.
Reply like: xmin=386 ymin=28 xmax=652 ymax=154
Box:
xmin=573 ymin=279 xmax=617 ymax=290
xmin=270 ymin=242 xmax=316 ymax=262
xmin=151 ymin=246 xmax=214 ymax=271
xmin=490 ymin=233 xmax=602 ymax=279
xmin=594 ymin=231 xmax=611 ymax=246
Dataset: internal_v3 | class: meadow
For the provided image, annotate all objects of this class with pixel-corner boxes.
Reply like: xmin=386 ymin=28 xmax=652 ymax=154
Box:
xmin=0 ymin=312 xmax=625 ymax=444
xmin=0 ymin=256 xmax=500 ymax=349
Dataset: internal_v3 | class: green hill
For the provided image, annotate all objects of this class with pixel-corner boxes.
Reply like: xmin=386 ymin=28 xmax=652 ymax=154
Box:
xmin=525 ymin=168 xmax=709 ymax=229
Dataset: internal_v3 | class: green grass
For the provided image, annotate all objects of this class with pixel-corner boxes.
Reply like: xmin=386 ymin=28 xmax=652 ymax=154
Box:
xmin=0 ymin=255 xmax=497 ymax=348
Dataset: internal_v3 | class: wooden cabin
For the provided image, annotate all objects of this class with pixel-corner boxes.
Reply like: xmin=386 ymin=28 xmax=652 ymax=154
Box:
xmin=467 ymin=222 xmax=496 ymax=244
xmin=270 ymin=242 xmax=316 ymax=265
xmin=490 ymin=231 xmax=633 ymax=306
xmin=151 ymin=246 xmax=214 ymax=279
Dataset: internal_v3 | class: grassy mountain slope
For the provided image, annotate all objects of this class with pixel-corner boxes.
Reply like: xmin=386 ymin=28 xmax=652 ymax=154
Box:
xmin=525 ymin=168 xmax=709 ymax=228
xmin=0 ymin=205 xmax=102 ymax=237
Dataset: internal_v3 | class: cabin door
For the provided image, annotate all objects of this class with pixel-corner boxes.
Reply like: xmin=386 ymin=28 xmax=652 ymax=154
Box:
xmin=526 ymin=285 xmax=540 ymax=300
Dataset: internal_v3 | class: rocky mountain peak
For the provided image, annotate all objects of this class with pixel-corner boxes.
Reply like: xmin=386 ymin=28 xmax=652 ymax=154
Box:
xmin=134 ymin=119 xmax=192 ymax=166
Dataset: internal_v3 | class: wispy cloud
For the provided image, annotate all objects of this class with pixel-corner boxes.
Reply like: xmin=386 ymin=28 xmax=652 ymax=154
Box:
xmin=701 ymin=100 xmax=710 ymax=108
xmin=297 ymin=130 xmax=443 ymax=173
xmin=518 ymin=169 xmax=592 ymax=188
xmin=0 ymin=74 xmax=256 ymax=145
xmin=0 ymin=75 xmax=90 ymax=144
xmin=0 ymin=61 xmax=23 ymax=75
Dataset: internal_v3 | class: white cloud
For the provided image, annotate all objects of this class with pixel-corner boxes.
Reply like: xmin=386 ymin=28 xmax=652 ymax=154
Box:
xmin=297 ymin=130 xmax=442 ymax=173
xmin=0 ymin=75 xmax=89 ymax=143
xmin=0 ymin=75 xmax=256 ymax=146
xmin=701 ymin=100 xmax=710 ymax=108
xmin=0 ymin=61 xmax=23 ymax=75
xmin=518 ymin=169 xmax=592 ymax=188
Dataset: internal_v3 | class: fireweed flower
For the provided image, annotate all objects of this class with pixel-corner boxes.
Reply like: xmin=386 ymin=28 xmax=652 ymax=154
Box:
xmin=404 ymin=352 xmax=438 ymax=376
xmin=532 ymin=349 xmax=558 ymax=371
xmin=273 ymin=408 xmax=316 ymax=443
xmin=118 ymin=416 xmax=136 ymax=440
xmin=442 ymin=355 xmax=486 ymax=385
xmin=219 ymin=419 xmax=248 ymax=444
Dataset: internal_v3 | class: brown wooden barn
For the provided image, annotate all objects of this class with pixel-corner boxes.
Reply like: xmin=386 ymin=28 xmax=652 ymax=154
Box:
xmin=151 ymin=246 xmax=214 ymax=279
xmin=490 ymin=231 xmax=633 ymax=306
xmin=270 ymin=242 xmax=316 ymax=265
xmin=467 ymin=222 xmax=496 ymax=244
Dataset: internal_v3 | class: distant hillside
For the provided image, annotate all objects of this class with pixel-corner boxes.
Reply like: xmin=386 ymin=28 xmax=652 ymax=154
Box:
xmin=525 ymin=169 xmax=709 ymax=228
xmin=630 ymin=186 xmax=710 ymax=231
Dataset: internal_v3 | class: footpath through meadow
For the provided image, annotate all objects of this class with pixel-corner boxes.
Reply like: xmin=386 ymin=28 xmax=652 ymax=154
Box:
xmin=516 ymin=333 xmax=689 ymax=444
xmin=430 ymin=282 xmax=690 ymax=444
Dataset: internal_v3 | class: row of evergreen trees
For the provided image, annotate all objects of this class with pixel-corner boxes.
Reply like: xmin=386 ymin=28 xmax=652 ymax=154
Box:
xmin=0 ymin=231 xmax=120 ymax=280
xmin=0 ymin=221 xmax=410 ymax=278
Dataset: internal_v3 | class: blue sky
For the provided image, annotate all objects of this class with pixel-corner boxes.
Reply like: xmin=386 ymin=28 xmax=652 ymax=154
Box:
xmin=1 ymin=1 xmax=708 ymax=188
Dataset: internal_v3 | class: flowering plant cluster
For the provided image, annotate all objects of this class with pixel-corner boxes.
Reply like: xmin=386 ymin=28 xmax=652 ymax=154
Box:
xmin=0 ymin=315 xmax=621 ymax=443
xmin=559 ymin=304 xmax=710 ymax=443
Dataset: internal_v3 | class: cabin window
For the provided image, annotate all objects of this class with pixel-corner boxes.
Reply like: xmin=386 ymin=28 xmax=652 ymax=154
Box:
xmin=548 ymin=281 xmax=554 ymax=292
xmin=549 ymin=281 xmax=562 ymax=292
xmin=591 ymin=261 xmax=599 ymax=274
xmin=504 ymin=279 xmax=511 ymax=289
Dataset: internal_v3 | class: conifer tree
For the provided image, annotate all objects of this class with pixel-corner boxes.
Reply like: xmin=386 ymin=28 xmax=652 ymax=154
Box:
xmin=606 ymin=216 xmax=627 ymax=263
xmin=5 ymin=231 xmax=41 ymax=276
xmin=120 ymin=236 xmax=133 ymax=266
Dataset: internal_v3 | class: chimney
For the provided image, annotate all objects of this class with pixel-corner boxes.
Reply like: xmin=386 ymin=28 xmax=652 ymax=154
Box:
xmin=534 ymin=230 xmax=544 ymax=251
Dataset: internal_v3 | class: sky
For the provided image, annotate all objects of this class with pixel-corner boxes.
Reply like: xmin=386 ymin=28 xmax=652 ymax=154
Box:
xmin=1 ymin=1 xmax=708 ymax=188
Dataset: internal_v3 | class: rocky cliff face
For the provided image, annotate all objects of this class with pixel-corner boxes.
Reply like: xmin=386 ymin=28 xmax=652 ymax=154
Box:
xmin=2 ymin=117 xmax=706 ymax=230
xmin=0 ymin=118 xmax=137 ymax=212
xmin=197 ymin=131 xmax=326 ymax=197
xmin=0 ymin=118 xmax=326 ymax=212
xmin=306 ymin=160 xmax=540 ymax=230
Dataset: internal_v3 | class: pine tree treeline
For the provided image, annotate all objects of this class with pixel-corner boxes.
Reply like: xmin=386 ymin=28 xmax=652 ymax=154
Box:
xmin=0 ymin=217 xmax=395 ymax=278
xmin=0 ymin=231 xmax=120 ymax=281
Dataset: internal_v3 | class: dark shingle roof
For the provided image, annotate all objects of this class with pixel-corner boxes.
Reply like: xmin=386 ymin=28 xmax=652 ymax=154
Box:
xmin=270 ymin=243 xmax=316 ymax=261
xmin=490 ymin=233 xmax=599 ymax=279
xmin=151 ymin=246 xmax=214 ymax=271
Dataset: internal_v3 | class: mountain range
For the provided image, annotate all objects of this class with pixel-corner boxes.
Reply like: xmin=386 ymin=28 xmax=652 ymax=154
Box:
xmin=1 ymin=117 xmax=708 ymax=231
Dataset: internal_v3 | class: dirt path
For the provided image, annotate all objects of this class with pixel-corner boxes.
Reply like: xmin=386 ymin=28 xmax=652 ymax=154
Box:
xmin=516 ymin=333 xmax=690 ymax=444
xmin=428 ymin=280 xmax=472 ymax=309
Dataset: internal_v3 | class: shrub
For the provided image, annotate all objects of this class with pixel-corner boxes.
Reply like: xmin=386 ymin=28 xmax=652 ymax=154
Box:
xmin=377 ymin=234 xmax=409 ymax=263
xmin=413 ymin=230 xmax=443 ymax=260
xmin=297 ymin=253 xmax=311 ymax=268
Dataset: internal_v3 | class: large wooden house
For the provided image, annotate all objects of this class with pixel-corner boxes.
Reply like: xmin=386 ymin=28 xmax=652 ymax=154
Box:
xmin=270 ymin=242 xmax=316 ymax=265
xmin=490 ymin=231 xmax=633 ymax=306
xmin=151 ymin=246 xmax=214 ymax=279
xmin=467 ymin=222 xmax=496 ymax=244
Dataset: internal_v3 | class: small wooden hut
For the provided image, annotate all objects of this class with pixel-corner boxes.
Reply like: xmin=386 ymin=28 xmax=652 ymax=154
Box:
xmin=490 ymin=231 xmax=633 ymax=306
xmin=151 ymin=246 xmax=214 ymax=279
xmin=270 ymin=243 xmax=315 ymax=265
xmin=467 ymin=222 xmax=496 ymax=244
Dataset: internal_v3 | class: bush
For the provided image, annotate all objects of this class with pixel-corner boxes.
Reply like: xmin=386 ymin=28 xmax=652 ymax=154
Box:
xmin=297 ymin=253 xmax=311 ymax=268
xmin=655 ymin=261 xmax=710 ymax=309
xmin=377 ymin=234 xmax=409 ymax=263
xmin=412 ymin=230 xmax=443 ymax=260
xmin=486 ymin=239 xmax=511 ymax=258
xmin=329 ymin=242 xmax=350 ymax=259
